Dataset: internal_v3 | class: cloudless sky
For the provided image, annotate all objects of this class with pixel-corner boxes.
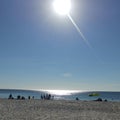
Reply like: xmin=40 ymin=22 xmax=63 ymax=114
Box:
xmin=0 ymin=0 xmax=120 ymax=91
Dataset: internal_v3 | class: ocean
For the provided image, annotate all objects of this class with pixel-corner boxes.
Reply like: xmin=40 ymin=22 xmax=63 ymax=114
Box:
xmin=0 ymin=89 xmax=120 ymax=101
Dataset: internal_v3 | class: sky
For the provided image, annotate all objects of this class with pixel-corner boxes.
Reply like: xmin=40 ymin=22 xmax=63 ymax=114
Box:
xmin=0 ymin=0 xmax=120 ymax=91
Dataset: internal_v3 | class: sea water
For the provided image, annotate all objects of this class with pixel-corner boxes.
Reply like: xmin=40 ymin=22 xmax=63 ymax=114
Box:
xmin=0 ymin=89 xmax=120 ymax=101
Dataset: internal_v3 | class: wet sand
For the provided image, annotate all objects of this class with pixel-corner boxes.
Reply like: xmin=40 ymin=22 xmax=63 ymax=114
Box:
xmin=0 ymin=99 xmax=120 ymax=120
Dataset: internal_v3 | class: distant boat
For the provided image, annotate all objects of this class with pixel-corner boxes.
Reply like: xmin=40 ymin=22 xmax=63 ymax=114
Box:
xmin=89 ymin=93 xmax=100 ymax=97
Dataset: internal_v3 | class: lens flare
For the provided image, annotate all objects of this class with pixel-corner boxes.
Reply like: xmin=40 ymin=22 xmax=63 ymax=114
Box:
xmin=68 ymin=14 xmax=92 ymax=48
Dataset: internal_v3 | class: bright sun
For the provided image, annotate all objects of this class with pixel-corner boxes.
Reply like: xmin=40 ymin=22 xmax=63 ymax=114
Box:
xmin=53 ymin=0 xmax=71 ymax=16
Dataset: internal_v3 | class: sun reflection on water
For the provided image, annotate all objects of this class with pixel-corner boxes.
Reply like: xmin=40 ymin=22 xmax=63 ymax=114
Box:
xmin=42 ymin=90 xmax=81 ymax=96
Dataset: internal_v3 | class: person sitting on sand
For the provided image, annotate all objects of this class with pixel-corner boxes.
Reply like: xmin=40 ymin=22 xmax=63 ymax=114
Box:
xmin=76 ymin=97 xmax=79 ymax=101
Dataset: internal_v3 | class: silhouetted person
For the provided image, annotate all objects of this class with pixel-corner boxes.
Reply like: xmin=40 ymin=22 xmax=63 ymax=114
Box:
xmin=8 ymin=94 xmax=14 ymax=99
xmin=32 ymin=96 xmax=34 ymax=99
xmin=76 ymin=97 xmax=79 ymax=101
xmin=17 ymin=95 xmax=21 ymax=100
xmin=21 ymin=96 xmax=25 ymax=100
xmin=95 ymin=98 xmax=102 ymax=102
xmin=28 ymin=96 xmax=31 ymax=100
xmin=104 ymin=99 xmax=108 ymax=102
xmin=41 ymin=95 xmax=43 ymax=100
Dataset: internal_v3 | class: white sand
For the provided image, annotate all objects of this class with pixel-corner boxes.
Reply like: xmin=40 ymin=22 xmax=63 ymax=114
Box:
xmin=0 ymin=99 xmax=120 ymax=120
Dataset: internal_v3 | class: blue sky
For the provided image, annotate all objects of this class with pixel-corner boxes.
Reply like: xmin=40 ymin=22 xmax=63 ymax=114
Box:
xmin=0 ymin=0 xmax=120 ymax=91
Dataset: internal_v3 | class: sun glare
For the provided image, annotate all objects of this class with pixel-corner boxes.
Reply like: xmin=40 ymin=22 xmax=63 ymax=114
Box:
xmin=53 ymin=0 xmax=71 ymax=16
xmin=43 ymin=90 xmax=80 ymax=95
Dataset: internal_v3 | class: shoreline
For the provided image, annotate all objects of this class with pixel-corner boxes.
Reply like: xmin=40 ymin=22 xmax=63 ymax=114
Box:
xmin=0 ymin=99 xmax=120 ymax=120
xmin=0 ymin=89 xmax=120 ymax=101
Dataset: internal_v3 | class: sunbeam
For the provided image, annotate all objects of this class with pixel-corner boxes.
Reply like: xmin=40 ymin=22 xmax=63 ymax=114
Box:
xmin=68 ymin=14 xmax=103 ymax=63
xmin=67 ymin=14 xmax=92 ymax=48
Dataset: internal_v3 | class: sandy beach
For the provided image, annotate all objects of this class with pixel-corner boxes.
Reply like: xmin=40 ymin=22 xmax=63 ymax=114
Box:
xmin=0 ymin=99 xmax=120 ymax=120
